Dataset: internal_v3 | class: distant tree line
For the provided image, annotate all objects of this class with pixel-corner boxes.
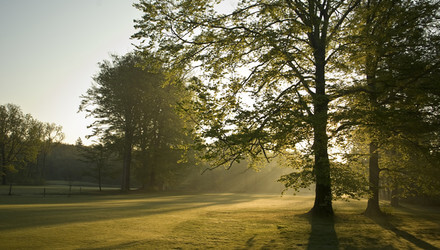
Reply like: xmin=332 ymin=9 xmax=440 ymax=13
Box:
xmin=0 ymin=103 xmax=64 ymax=185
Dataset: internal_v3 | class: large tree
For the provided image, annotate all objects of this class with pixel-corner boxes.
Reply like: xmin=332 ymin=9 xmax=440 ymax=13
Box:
xmin=80 ymin=53 xmax=192 ymax=191
xmin=134 ymin=0 xmax=360 ymax=216
xmin=336 ymin=0 xmax=440 ymax=216
xmin=134 ymin=77 xmax=193 ymax=191
xmin=80 ymin=53 xmax=158 ymax=191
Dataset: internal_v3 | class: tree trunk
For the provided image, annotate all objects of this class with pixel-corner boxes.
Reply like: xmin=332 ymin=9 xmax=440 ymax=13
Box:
xmin=98 ymin=163 xmax=102 ymax=192
xmin=390 ymin=187 xmax=400 ymax=207
xmin=311 ymin=104 xmax=333 ymax=216
xmin=149 ymin=169 xmax=156 ymax=191
xmin=2 ymin=172 xmax=6 ymax=186
xmin=41 ymin=152 xmax=47 ymax=180
xmin=1 ymin=145 xmax=6 ymax=185
xmin=121 ymin=131 xmax=133 ymax=192
xmin=363 ymin=24 xmax=384 ymax=215
xmin=310 ymin=44 xmax=333 ymax=217
xmin=364 ymin=141 xmax=383 ymax=216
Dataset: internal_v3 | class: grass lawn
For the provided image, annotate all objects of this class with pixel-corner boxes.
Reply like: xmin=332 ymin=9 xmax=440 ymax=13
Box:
xmin=0 ymin=188 xmax=439 ymax=249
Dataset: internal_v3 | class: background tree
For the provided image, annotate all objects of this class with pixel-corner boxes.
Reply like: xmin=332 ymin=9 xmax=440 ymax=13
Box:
xmin=134 ymin=0 xmax=361 ymax=216
xmin=80 ymin=52 xmax=193 ymax=191
xmin=0 ymin=104 xmax=43 ymax=185
xmin=336 ymin=0 xmax=440 ymax=216
xmin=44 ymin=143 xmax=101 ymax=184
xmin=80 ymin=53 xmax=153 ymax=191
xmin=133 ymin=76 xmax=193 ymax=191
xmin=36 ymin=123 xmax=65 ymax=180
xmin=76 ymin=140 xmax=112 ymax=191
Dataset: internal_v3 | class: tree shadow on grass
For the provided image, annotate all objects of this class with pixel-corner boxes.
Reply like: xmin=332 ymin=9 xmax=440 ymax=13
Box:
xmin=0 ymin=193 xmax=259 ymax=231
xmin=395 ymin=204 xmax=440 ymax=227
xmin=370 ymin=215 xmax=438 ymax=250
xmin=307 ymin=214 xmax=339 ymax=250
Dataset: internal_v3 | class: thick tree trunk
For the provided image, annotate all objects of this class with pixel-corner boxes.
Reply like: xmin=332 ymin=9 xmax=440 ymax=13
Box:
xmin=311 ymin=98 xmax=333 ymax=216
xmin=364 ymin=141 xmax=383 ymax=216
xmin=310 ymin=45 xmax=333 ymax=217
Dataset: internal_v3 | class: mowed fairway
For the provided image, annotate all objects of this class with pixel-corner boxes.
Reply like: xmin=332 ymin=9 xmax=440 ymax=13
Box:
xmin=0 ymin=191 xmax=439 ymax=249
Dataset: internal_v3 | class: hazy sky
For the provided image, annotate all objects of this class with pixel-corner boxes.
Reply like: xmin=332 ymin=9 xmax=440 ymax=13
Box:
xmin=0 ymin=0 xmax=141 ymax=144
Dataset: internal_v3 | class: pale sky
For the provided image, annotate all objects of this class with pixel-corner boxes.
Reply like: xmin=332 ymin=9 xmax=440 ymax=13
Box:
xmin=0 ymin=0 xmax=141 ymax=145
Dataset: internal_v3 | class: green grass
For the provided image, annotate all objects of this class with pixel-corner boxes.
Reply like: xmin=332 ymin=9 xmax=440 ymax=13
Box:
xmin=0 ymin=188 xmax=439 ymax=249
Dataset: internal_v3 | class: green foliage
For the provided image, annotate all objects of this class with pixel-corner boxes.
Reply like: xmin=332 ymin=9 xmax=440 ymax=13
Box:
xmin=277 ymin=150 xmax=368 ymax=199
xmin=379 ymin=137 xmax=440 ymax=199
xmin=134 ymin=0 xmax=363 ymax=213
xmin=277 ymin=149 xmax=315 ymax=194
xmin=330 ymin=161 xmax=368 ymax=200
xmin=0 ymin=104 xmax=62 ymax=184
xmin=344 ymin=0 xmax=440 ymax=206
xmin=80 ymin=52 xmax=194 ymax=191
xmin=132 ymin=0 xmax=440 ymax=209
xmin=80 ymin=53 xmax=163 ymax=190
xmin=79 ymin=53 xmax=151 ymax=143
xmin=42 ymin=143 xmax=86 ymax=183
xmin=76 ymin=142 xmax=113 ymax=190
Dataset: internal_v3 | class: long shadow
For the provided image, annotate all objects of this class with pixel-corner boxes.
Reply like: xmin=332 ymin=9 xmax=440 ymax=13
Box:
xmin=0 ymin=193 xmax=261 ymax=231
xmin=307 ymin=214 xmax=339 ymax=250
xmin=394 ymin=204 xmax=440 ymax=227
xmin=370 ymin=215 xmax=438 ymax=250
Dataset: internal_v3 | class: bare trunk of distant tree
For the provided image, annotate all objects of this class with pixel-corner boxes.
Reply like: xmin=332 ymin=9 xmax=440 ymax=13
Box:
xmin=41 ymin=152 xmax=47 ymax=180
xmin=363 ymin=46 xmax=384 ymax=216
xmin=98 ymin=163 xmax=102 ymax=192
xmin=1 ymin=170 xmax=6 ymax=185
xmin=364 ymin=141 xmax=383 ymax=216
xmin=149 ymin=169 xmax=156 ymax=191
xmin=1 ymin=145 xmax=6 ymax=185
xmin=147 ymin=111 xmax=161 ymax=191
xmin=391 ymin=186 xmax=400 ymax=207
xmin=121 ymin=128 xmax=133 ymax=192
xmin=364 ymin=90 xmax=383 ymax=216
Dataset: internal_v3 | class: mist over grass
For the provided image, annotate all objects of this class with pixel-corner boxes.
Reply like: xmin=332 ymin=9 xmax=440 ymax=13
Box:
xmin=181 ymin=161 xmax=295 ymax=194
xmin=0 ymin=189 xmax=438 ymax=249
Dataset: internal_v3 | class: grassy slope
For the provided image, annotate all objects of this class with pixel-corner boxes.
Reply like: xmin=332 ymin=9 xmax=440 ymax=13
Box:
xmin=0 ymin=189 xmax=439 ymax=249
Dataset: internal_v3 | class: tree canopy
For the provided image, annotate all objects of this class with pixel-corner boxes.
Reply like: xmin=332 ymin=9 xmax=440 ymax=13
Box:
xmin=80 ymin=52 xmax=193 ymax=191
xmin=133 ymin=0 xmax=440 ymax=216
xmin=0 ymin=103 xmax=65 ymax=185
xmin=134 ymin=0 xmax=363 ymax=216
xmin=334 ymin=0 xmax=440 ymax=216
